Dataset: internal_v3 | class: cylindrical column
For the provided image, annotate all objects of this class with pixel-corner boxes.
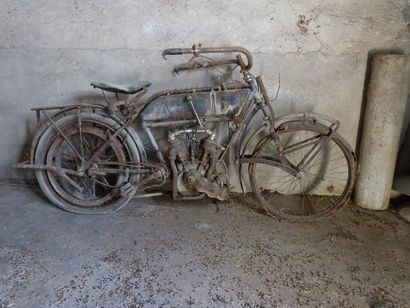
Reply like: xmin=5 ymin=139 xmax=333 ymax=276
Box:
xmin=355 ymin=55 xmax=409 ymax=210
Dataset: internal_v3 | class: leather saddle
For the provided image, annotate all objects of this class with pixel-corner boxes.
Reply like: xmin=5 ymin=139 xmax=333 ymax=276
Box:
xmin=90 ymin=81 xmax=152 ymax=94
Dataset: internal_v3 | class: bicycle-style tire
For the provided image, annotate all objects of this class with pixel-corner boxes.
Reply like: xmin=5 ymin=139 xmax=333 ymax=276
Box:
xmin=249 ymin=121 xmax=357 ymax=221
xmin=35 ymin=112 xmax=143 ymax=214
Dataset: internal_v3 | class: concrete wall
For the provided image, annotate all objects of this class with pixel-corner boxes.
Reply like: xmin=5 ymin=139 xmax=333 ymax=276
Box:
xmin=0 ymin=0 xmax=409 ymax=183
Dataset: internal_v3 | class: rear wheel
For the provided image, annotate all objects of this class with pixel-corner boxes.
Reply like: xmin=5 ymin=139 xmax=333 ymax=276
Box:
xmin=35 ymin=112 xmax=143 ymax=214
xmin=249 ymin=121 xmax=356 ymax=220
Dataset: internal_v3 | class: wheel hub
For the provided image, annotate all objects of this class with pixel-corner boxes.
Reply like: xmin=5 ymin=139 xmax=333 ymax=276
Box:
xmin=46 ymin=126 xmax=127 ymax=207
xmin=87 ymin=163 xmax=99 ymax=178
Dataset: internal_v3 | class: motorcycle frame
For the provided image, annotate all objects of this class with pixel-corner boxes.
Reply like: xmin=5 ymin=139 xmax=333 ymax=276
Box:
xmin=16 ymin=45 xmax=344 ymax=199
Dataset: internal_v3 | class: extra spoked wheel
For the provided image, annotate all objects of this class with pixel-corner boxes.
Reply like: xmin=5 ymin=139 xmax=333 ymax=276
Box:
xmin=35 ymin=112 xmax=143 ymax=214
xmin=249 ymin=121 xmax=357 ymax=221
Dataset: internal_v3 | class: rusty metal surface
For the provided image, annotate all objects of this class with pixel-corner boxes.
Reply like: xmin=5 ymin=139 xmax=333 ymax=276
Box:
xmin=46 ymin=126 xmax=126 ymax=207
xmin=140 ymin=82 xmax=250 ymax=115
xmin=184 ymin=169 xmax=228 ymax=201
xmin=162 ymin=44 xmax=253 ymax=71
xmin=15 ymin=44 xmax=357 ymax=220
xmin=141 ymin=88 xmax=250 ymax=122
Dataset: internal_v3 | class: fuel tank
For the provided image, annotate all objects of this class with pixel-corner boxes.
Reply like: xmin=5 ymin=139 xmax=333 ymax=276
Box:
xmin=141 ymin=88 xmax=250 ymax=121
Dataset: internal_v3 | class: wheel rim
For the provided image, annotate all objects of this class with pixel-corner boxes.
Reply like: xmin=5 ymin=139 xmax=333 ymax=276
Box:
xmin=250 ymin=127 xmax=352 ymax=219
xmin=46 ymin=126 xmax=126 ymax=207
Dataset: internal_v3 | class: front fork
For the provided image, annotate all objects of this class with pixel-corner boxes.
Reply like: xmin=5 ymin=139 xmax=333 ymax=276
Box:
xmin=234 ymin=75 xmax=275 ymax=161
xmin=233 ymin=75 xmax=277 ymax=193
xmin=235 ymin=76 xmax=342 ymax=193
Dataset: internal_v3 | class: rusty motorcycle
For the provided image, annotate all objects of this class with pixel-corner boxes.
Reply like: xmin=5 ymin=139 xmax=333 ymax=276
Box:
xmin=16 ymin=44 xmax=357 ymax=220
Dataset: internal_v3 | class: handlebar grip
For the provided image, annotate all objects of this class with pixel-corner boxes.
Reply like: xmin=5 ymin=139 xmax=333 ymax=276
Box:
xmin=162 ymin=48 xmax=183 ymax=59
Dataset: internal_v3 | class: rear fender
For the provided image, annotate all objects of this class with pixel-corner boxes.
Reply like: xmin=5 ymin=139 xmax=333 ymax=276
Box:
xmin=29 ymin=104 xmax=147 ymax=164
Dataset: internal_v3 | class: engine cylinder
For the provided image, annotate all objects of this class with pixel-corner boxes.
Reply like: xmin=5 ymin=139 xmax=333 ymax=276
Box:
xmin=169 ymin=137 xmax=189 ymax=162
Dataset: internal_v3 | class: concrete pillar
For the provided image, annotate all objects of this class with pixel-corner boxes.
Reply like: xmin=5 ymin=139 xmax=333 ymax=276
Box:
xmin=355 ymin=55 xmax=409 ymax=210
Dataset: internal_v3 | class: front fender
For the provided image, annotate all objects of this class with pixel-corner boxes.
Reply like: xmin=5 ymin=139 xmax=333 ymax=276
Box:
xmin=236 ymin=111 xmax=344 ymax=194
xmin=274 ymin=112 xmax=340 ymax=134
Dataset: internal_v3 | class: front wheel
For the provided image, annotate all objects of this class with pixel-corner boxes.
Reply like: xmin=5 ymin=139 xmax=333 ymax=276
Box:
xmin=249 ymin=121 xmax=357 ymax=221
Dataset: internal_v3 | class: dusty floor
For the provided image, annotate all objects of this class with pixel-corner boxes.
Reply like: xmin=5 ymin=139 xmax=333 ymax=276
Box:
xmin=0 ymin=185 xmax=409 ymax=307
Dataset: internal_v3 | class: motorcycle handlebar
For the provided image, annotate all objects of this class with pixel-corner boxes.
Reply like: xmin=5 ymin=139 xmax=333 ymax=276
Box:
xmin=162 ymin=44 xmax=253 ymax=71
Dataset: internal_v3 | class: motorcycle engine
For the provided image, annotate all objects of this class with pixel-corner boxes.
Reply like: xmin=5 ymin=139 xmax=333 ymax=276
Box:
xmin=168 ymin=128 xmax=228 ymax=200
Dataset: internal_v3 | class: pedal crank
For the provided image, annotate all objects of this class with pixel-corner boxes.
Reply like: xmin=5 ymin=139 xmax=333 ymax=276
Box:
xmin=120 ymin=164 xmax=168 ymax=198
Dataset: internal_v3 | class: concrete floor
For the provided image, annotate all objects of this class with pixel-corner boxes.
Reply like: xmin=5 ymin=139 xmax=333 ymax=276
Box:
xmin=0 ymin=185 xmax=409 ymax=307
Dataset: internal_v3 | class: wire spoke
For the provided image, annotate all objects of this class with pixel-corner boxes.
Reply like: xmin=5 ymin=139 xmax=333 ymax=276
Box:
xmin=251 ymin=126 xmax=352 ymax=218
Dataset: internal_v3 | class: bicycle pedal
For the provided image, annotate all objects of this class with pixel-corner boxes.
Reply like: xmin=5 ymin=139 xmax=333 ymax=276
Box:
xmin=120 ymin=183 xmax=136 ymax=198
